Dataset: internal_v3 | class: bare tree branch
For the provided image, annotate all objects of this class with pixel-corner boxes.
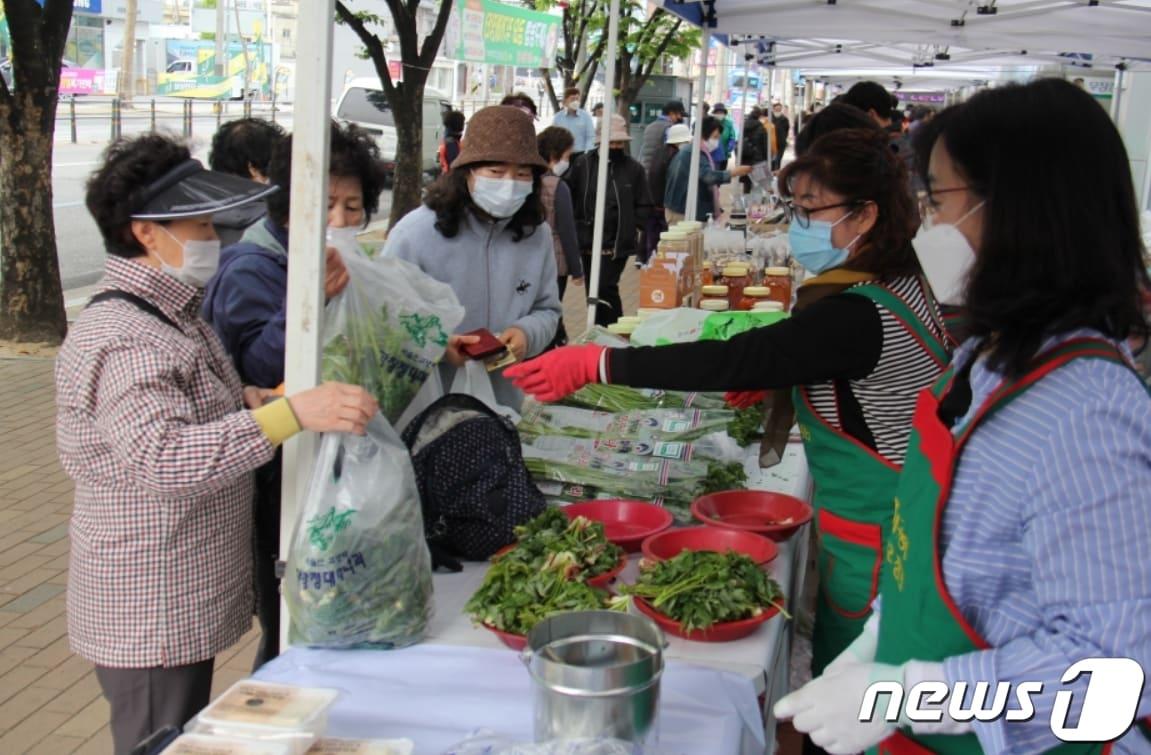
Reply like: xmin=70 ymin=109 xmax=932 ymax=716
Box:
xmin=335 ymin=1 xmax=397 ymax=99
xmin=639 ymin=19 xmax=682 ymax=81
xmin=418 ymin=0 xmax=454 ymax=70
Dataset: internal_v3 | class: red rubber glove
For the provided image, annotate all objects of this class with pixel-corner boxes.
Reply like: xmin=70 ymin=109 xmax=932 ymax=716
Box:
xmin=724 ymin=390 xmax=768 ymax=409
xmin=505 ymin=344 xmax=606 ymax=402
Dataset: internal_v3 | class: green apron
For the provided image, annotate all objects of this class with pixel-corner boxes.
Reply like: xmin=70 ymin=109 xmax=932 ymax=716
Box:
xmin=794 ymin=282 xmax=952 ymax=676
xmin=872 ymin=337 xmax=1150 ymax=754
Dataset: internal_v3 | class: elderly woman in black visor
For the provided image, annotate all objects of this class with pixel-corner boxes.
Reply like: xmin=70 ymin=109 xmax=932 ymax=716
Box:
xmin=55 ymin=133 xmax=377 ymax=754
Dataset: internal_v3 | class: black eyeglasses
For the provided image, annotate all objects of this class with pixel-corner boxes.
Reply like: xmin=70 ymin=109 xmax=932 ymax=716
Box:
xmin=784 ymin=200 xmax=861 ymax=229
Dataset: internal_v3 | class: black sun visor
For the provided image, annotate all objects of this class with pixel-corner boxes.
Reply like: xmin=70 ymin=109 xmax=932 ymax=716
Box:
xmin=129 ymin=159 xmax=279 ymax=220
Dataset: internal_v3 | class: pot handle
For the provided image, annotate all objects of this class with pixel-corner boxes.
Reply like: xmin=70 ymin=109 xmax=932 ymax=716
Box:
xmin=519 ymin=647 xmax=533 ymax=667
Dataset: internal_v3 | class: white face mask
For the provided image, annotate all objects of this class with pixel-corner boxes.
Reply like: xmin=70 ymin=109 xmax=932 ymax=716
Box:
xmin=551 ymin=159 xmax=570 ymax=177
xmin=706 ymin=137 xmax=721 ymax=152
xmin=471 ymin=176 xmax=533 ymax=219
xmin=156 ymin=225 xmax=220 ymax=288
xmin=912 ymin=201 xmax=985 ymax=306
xmin=566 ymin=99 xmax=579 ymax=112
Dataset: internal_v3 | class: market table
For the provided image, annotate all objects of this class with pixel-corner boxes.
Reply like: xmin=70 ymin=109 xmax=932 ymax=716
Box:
xmin=255 ymin=441 xmax=812 ymax=755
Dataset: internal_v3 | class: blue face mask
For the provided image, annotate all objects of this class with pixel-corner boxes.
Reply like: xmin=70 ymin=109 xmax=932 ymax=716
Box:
xmin=788 ymin=213 xmax=859 ymax=274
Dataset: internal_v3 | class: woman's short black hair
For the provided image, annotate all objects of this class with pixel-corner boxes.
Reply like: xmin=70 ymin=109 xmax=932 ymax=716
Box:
xmin=209 ymin=117 xmax=285 ymax=179
xmin=537 ymin=126 xmax=575 ymax=163
xmin=919 ymin=78 xmax=1150 ymax=376
xmin=841 ymin=81 xmax=894 ymax=121
xmin=500 ymin=92 xmax=538 ymax=118
xmin=265 ymin=120 xmax=387 ymax=228
xmin=795 ymin=103 xmax=883 ymax=157
xmin=423 ymin=163 xmax=545 ymax=243
xmin=779 ymin=128 xmax=919 ymax=279
xmin=701 ymin=116 xmax=722 ymax=140
xmin=86 ymin=133 xmax=191 ymax=258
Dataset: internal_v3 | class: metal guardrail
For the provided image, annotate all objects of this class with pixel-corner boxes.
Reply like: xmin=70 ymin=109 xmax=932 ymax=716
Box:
xmin=53 ymin=95 xmax=293 ymax=143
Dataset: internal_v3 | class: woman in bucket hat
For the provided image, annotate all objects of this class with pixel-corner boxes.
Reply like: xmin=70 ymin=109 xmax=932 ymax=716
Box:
xmin=383 ymin=105 xmax=562 ymax=410
xmin=564 ymin=113 xmax=653 ymax=326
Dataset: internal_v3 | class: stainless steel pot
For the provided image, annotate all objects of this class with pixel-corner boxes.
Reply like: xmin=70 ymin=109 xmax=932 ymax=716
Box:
xmin=522 ymin=611 xmax=666 ymax=748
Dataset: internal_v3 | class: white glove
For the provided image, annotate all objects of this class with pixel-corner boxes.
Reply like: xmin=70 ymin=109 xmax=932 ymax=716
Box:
xmin=900 ymin=660 xmax=973 ymax=738
xmin=774 ymin=661 xmax=905 ymax=755
xmin=822 ymin=611 xmax=880 ymax=677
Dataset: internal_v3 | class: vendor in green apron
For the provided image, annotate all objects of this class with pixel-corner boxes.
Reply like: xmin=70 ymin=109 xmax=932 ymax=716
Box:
xmin=507 ymin=128 xmax=955 ymax=677
xmin=775 ymin=78 xmax=1151 ymax=754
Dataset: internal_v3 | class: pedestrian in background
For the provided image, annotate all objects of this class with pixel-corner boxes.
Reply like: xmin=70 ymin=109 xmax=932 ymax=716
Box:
xmin=502 ymin=91 xmax=539 ymax=121
xmin=771 ymin=102 xmax=791 ymax=170
xmin=537 ymin=126 xmax=584 ymax=347
xmin=710 ymin=103 xmax=737 ymax=170
xmin=739 ymin=107 xmax=771 ymax=195
xmin=439 ymin=110 xmax=465 ymax=176
xmin=552 ymin=87 xmax=596 ymax=156
xmin=640 ymin=100 xmax=686 ymax=171
xmin=565 ymin=114 xmax=651 ymax=326
xmin=665 ymin=116 xmax=751 ymax=224
xmin=645 ymin=123 xmax=692 ymax=259
xmin=60 ymin=133 xmax=377 ymax=755
xmin=208 ymin=117 xmax=285 ymax=246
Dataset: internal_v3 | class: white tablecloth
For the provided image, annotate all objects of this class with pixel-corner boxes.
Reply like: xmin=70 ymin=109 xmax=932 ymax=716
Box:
xmin=255 ymin=645 xmax=766 ymax=755
xmin=256 ymin=441 xmax=812 ymax=755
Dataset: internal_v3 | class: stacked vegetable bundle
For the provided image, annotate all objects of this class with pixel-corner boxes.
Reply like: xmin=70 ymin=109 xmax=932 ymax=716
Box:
xmin=517 ymin=399 xmax=763 ymax=519
xmin=465 ymin=508 xmax=625 ymax=636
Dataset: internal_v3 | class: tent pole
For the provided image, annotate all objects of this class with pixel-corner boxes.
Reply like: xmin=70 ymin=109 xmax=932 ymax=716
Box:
xmin=278 ymin=0 xmax=334 ymax=651
xmin=735 ymin=43 xmax=750 ymax=167
xmin=585 ymin=0 xmax=621 ymax=331
xmin=686 ymin=32 xmax=711 ymax=223
xmin=1111 ymin=65 xmax=1126 ymax=122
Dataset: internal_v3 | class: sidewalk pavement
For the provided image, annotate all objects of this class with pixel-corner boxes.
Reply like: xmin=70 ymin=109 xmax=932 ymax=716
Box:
xmin=0 ymin=267 xmax=639 ymax=754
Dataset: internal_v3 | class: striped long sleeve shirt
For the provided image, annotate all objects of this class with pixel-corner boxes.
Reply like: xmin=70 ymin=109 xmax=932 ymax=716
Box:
xmin=939 ymin=329 xmax=1151 ymax=754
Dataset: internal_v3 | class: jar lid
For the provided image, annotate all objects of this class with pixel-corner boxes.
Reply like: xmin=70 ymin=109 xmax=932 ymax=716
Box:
xmin=607 ymin=323 xmax=635 ymax=334
xmin=722 ymin=265 xmax=750 ymax=277
xmin=677 ymin=221 xmax=704 ymax=231
xmin=701 ymin=285 xmax=729 ymax=296
xmin=637 ymin=308 xmax=664 ymax=318
xmin=617 ymin=316 xmax=643 ymax=327
xmin=743 ymin=286 xmax=771 ymax=297
xmin=659 ymin=231 xmax=688 ymax=241
xmin=700 ymin=299 xmax=730 ymax=312
xmin=753 ymin=301 xmax=786 ymax=312
xmin=765 ymin=266 xmax=792 ymax=276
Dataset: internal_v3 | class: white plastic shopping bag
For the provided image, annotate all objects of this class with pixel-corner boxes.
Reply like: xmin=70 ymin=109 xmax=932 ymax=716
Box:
xmin=284 ymin=416 xmax=434 ymax=649
xmin=451 ymin=360 xmax=521 ymax=425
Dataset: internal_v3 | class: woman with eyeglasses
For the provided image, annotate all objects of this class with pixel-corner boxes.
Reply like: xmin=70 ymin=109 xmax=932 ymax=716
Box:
xmin=507 ymin=127 xmax=955 ymax=683
xmin=775 ymin=79 xmax=1151 ymax=755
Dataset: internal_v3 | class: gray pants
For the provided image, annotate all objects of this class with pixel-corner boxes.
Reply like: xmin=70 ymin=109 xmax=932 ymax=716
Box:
xmin=96 ymin=659 xmax=214 ymax=755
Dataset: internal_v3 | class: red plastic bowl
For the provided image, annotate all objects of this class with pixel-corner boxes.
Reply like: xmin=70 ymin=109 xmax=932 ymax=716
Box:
xmin=492 ymin=545 xmax=627 ymax=588
xmin=641 ymin=526 xmax=778 ymax=566
xmin=692 ymin=490 xmax=813 ymax=542
xmin=633 ymin=596 xmax=783 ymax=642
xmin=482 ymin=622 xmax=527 ymax=650
xmin=563 ymin=500 xmax=675 ymax=553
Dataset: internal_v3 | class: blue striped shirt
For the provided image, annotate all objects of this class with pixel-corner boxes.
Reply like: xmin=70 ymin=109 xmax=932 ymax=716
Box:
xmin=939 ymin=329 xmax=1151 ymax=754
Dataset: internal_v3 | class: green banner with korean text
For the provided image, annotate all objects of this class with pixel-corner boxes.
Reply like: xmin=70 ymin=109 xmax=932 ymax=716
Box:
xmin=444 ymin=0 xmax=560 ymax=68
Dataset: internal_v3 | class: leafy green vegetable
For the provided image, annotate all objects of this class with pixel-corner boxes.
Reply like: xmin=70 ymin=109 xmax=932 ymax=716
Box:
xmin=619 ymin=550 xmax=789 ymax=632
xmin=465 ymin=548 xmax=613 ymax=636
xmin=517 ymin=404 xmax=735 ymax=444
xmin=727 ymin=407 xmax=765 ymax=447
xmin=696 ymin=461 xmax=749 ymax=496
xmin=503 ymin=507 xmax=624 ymax=579
xmin=564 ymin=384 xmax=731 ymax=414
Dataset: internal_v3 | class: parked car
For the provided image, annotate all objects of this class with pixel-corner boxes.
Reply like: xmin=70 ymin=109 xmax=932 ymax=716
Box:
xmin=334 ymin=78 xmax=453 ymax=181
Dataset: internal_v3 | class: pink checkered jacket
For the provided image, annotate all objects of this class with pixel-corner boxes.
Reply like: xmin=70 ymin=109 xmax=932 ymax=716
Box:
xmin=55 ymin=256 xmax=274 ymax=668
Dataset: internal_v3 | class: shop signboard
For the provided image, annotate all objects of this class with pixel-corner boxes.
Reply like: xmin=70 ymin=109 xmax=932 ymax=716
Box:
xmin=59 ymin=66 xmax=104 ymax=95
xmin=442 ymin=0 xmax=559 ymax=68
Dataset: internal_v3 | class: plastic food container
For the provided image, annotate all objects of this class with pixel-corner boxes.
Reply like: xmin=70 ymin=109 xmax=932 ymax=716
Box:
xmin=306 ymin=738 xmax=415 ymax=755
xmin=607 ymin=323 xmax=635 ymax=339
xmin=739 ymin=285 xmax=771 ymax=311
xmin=641 ymin=525 xmax=779 ymax=566
xmin=721 ymin=264 xmax=751 ymax=310
xmin=692 ymin=490 xmax=814 ymax=541
xmin=752 ymin=301 xmax=785 ymax=313
xmin=700 ymin=299 xmax=730 ymax=312
xmin=190 ymin=681 xmax=339 ymax=754
xmin=616 ymin=316 xmax=643 ymax=329
xmin=165 ymin=733 xmax=296 ymax=755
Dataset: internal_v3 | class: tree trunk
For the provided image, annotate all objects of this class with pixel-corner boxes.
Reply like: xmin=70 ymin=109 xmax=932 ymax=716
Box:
xmin=0 ymin=125 xmax=67 ymax=343
xmin=121 ymin=0 xmax=138 ymax=103
xmin=389 ymin=88 xmax=424 ymax=229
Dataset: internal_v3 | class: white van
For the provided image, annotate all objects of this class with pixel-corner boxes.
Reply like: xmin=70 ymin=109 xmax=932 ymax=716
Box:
xmin=334 ymin=78 xmax=453 ymax=180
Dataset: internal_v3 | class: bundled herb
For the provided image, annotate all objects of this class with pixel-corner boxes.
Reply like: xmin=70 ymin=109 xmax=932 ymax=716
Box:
xmin=517 ymin=404 xmax=735 ymax=444
xmin=504 ymin=507 xmax=624 ymax=579
xmin=696 ymin=461 xmax=749 ymax=496
xmin=465 ymin=550 xmax=612 ymax=635
xmin=620 ymin=550 xmax=788 ymax=632
xmin=727 ymin=407 xmax=765 ymax=447
xmin=564 ymin=384 xmax=731 ymax=414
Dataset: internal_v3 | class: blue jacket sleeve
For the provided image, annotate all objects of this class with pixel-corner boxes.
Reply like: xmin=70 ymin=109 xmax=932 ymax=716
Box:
xmin=211 ymin=255 xmax=288 ymax=388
